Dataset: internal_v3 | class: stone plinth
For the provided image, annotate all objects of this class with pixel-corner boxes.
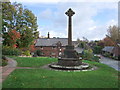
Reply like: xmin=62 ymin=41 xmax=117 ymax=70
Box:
xmin=63 ymin=45 xmax=78 ymax=58
xmin=58 ymin=45 xmax=81 ymax=66
xmin=50 ymin=62 xmax=89 ymax=70
xmin=58 ymin=58 xmax=82 ymax=66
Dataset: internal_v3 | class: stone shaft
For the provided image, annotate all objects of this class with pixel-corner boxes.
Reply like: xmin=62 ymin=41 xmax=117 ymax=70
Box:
xmin=65 ymin=8 xmax=75 ymax=46
xmin=68 ymin=16 xmax=72 ymax=45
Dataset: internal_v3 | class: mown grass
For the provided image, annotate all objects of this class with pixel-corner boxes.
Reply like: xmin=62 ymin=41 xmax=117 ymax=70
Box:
xmin=9 ymin=56 xmax=57 ymax=67
xmin=3 ymin=57 xmax=119 ymax=88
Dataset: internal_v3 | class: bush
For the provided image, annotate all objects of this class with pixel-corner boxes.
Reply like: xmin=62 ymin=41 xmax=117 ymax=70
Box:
xmin=2 ymin=46 xmax=21 ymax=56
xmin=104 ymin=53 xmax=110 ymax=57
xmin=92 ymin=56 xmax=100 ymax=62
xmin=113 ymin=56 xmax=119 ymax=60
xmin=93 ymin=46 xmax=102 ymax=54
xmin=34 ymin=50 xmax=42 ymax=56
xmin=2 ymin=56 xmax=8 ymax=66
xmin=83 ymin=49 xmax=93 ymax=60
xmin=23 ymin=50 xmax=31 ymax=56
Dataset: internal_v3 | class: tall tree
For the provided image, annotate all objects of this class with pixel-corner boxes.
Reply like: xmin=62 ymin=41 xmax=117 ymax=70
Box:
xmin=3 ymin=30 xmax=20 ymax=48
xmin=2 ymin=2 xmax=39 ymax=49
xmin=103 ymin=37 xmax=115 ymax=46
xmin=107 ymin=25 xmax=120 ymax=43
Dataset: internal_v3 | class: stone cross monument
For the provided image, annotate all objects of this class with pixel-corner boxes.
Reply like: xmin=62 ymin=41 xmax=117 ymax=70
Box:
xmin=65 ymin=8 xmax=75 ymax=46
xmin=49 ymin=8 xmax=89 ymax=70
xmin=57 ymin=8 xmax=81 ymax=66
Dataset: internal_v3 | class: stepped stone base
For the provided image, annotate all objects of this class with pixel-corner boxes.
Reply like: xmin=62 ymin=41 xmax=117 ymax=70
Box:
xmin=49 ymin=45 xmax=88 ymax=70
xmin=58 ymin=58 xmax=82 ymax=66
xmin=49 ymin=62 xmax=89 ymax=70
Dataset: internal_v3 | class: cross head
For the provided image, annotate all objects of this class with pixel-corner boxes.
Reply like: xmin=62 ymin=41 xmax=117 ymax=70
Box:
xmin=65 ymin=8 xmax=75 ymax=17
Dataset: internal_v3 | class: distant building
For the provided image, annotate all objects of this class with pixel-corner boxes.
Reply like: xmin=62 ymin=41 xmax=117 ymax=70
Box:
xmin=102 ymin=45 xmax=120 ymax=59
xmin=102 ymin=46 xmax=114 ymax=55
xmin=35 ymin=32 xmax=79 ymax=57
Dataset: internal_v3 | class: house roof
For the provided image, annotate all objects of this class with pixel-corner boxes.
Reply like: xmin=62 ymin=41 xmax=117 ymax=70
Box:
xmin=102 ymin=46 xmax=114 ymax=53
xmin=35 ymin=38 xmax=68 ymax=46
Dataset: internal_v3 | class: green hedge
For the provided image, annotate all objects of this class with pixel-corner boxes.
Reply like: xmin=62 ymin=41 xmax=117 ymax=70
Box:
xmin=2 ymin=46 xmax=21 ymax=56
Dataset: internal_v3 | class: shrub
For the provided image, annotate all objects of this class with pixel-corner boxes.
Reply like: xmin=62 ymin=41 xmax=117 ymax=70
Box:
xmin=93 ymin=46 xmax=102 ymax=54
xmin=2 ymin=56 xmax=8 ymax=66
xmin=113 ymin=56 xmax=119 ymax=60
xmin=34 ymin=50 xmax=42 ymax=56
xmin=83 ymin=49 xmax=93 ymax=60
xmin=23 ymin=50 xmax=31 ymax=56
xmin=2 ymin=46 xmax=21 ymax=56
xmin=92 ymin=56 xmax=100 ymax=62
xmin=104 ymin=53 xmax=110 ymax=57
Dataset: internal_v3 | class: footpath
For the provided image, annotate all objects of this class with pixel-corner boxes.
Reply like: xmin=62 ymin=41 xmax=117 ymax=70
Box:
xmin=1 ymin=57 xmax=17 ymax=83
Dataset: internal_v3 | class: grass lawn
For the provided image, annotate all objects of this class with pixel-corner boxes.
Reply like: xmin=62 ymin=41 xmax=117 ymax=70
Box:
xmin=9 ymin=56 xmax=57 ymax=67
xmin=3 ymin=57 xmax=119 ymax=88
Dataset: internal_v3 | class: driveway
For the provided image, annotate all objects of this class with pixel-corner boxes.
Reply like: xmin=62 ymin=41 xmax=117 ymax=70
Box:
xmin=100 ymin=56 xmax=120 ymax=71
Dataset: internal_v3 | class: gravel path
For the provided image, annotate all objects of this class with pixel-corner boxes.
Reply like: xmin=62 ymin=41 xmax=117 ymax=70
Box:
xmin=100 ymin=56 xmax=120 ymax=71
xmin=1 ymin=57 xmax=17 ymax=83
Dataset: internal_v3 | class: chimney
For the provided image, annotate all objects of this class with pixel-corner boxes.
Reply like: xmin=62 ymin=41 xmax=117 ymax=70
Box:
xmin=48 ymin=32 xmax=50 ymax=38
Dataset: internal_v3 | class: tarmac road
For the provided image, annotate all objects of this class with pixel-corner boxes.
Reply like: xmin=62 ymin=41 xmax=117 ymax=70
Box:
xmin=100 ymin=56 xmax=120 ymax=71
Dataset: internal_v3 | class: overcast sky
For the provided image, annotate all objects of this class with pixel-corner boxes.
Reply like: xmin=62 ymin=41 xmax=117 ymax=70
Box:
xmin=10 ymin=0 xmax=118 ymax=41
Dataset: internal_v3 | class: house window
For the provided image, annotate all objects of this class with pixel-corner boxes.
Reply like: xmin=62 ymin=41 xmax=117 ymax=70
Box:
xmin=52 ymin=46 xmax=56 ymax=49
xmin=40 ymin=46 xmax=43 ymax=50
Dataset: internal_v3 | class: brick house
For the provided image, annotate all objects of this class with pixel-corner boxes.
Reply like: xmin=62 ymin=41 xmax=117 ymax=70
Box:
xmin=34 ymin=33 xmax=79 ymax=57
xmin=35 ymin=38 xmax=67 ymax=57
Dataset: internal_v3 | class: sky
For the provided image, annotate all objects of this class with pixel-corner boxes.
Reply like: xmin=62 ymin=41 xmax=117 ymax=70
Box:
xmin=10 ymin=0 xmax=118 ymax=41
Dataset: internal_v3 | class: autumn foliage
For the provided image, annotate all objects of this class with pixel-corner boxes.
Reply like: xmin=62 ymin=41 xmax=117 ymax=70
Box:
xmin=103 ymin=37 xmax=115 ymax=46
xmin=8 ymin=30 xmax=20 ymax=40
xmin=8 ymin=30 xmax=20 ymax=48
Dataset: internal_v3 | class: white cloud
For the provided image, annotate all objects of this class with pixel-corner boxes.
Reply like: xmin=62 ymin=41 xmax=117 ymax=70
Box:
xmin=106 ymin=19 xmax=118 ymax=27
xmin=10 ymin=0 xmax=118 ymax=41
xmin=39 ymin=9 xmax=53 ymax=20
xmin=10 ymin=0 xmax=60 ymax=3
xmin=89 ymin=26 xmax=97 ymax=30
xmin=48 ymin=31 xmax=67 ymax=38
xmin=10 ymin=0 xmax=119 ymax=3
xmin=38 ymin=26 xmax=67 ymax=38
xmin=38 ymin=2 xmax=117 ymax=40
